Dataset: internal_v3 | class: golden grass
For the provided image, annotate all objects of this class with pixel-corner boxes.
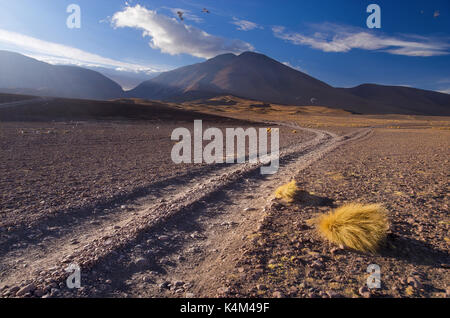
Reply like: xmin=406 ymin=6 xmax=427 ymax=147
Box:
xmin=274 ymin=180 xmax=300 ymax=203
xmin=314 ymin=203 xmax=389 ymax=253
xmin=181 ymin=95 xmax=450 ymax=131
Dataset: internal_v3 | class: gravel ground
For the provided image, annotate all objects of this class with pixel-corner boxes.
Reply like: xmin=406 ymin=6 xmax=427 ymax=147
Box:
xmin=1 ymin=97 xmax=448 ymax=298
xmin=226 ymin=128 xmax=449 ymax=298
xmin=0 ymin=118 xmax=314 ymax=297
xmin=0 ymin=120 xmax=300 ymax=229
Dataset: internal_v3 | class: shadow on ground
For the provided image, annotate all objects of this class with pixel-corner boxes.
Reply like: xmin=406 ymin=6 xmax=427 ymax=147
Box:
xmin=293 ymin=191 xmax=334 ymax=207
xmin=380 ymin=233 xmax=449 ymax=267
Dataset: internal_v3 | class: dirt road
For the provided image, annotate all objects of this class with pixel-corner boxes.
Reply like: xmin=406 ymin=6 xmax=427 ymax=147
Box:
xmin=0 ymin=122 xmax=372 ymax=298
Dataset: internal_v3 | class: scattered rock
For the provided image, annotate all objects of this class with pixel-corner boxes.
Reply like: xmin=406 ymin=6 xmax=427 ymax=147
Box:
xmin=143 ymin=276 xmax=154 ymax=283
xmin=134 ymin=257 xmax=149 ymax=268
xmin=217 ymin=287 xmax=230 ymax=295
xmin=50 ymin=288 xmax=60 ymax=296
xmin=159 ymin=281 xmax=170 ymax=290
xmin=272 ymin=291 xmax=285 ymax=298
xmin=8 ymin=286 xmax=20 ymax=296
xmin=173 ymin=281 xmax=185 ymax=288
xmin=326 ymin=291 xmax=342 ymax=298
xmin=289 ymin=286 xmax=298 ymax=294
xmin=407 ymin=276 xmax=423 ymax=289
xmin=310 ymin=260 xmax=323 ymax=269
xmin=16 ymin=283 xmax=35 ymax=297
xmin=256 ymin=284 xmax=267 ymax=291
xmin=358 ymin=286 xmax=371 ymax=298
xmin=188 ymin=246 xmax=202 ymax=254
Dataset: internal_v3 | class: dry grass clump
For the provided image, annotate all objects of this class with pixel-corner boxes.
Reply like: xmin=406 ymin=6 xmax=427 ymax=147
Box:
xmin=314 ymin=203 xmax=389 ymax=253
xmin=274 ymin=180 xmax=301 ymax=203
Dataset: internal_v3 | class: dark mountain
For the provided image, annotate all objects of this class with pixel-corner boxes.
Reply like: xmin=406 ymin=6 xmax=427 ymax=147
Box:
xmin=340 ymin=84 xmax=450 ymax=116
xmin=0 ymin=51 xmax=123 ymax=100
xmin=129 ymin=51 xmax=339 ymax=105
xmin=129 ymin=51 xmax=450 ymax=115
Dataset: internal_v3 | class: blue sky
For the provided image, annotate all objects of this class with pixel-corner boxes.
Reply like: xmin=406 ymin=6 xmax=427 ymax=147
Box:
xmin=0 ymin=0 xmax=449 ymax=92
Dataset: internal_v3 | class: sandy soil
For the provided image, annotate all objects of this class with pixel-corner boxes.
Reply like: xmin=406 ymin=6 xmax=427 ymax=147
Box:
xmin=226 ymin=128 xmax=449 ymax=298
xmin=0 ymin=99 xmax=311 ymax=297
xmin=0 ymin=96 xmax=448 ymax=299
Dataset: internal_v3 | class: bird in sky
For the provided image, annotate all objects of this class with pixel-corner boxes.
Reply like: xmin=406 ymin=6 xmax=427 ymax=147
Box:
xmin=202 ymin=8 xmax=210 ymax=14
xmin=177 ymin=11 xmax=184 ymax=21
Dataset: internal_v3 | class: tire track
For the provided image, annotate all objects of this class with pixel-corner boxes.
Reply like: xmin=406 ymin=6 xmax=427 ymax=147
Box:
xmin=0 ymin=123 xmax=371 ymax=297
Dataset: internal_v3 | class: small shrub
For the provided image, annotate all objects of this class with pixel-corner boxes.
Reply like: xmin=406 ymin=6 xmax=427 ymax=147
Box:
xmin=314 ymin=203 xmax=389 ymax=253
xmin=274 ymin=180 xmax=300 ymax=203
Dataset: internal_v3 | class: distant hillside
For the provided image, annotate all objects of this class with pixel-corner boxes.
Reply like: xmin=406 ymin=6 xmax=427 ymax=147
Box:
xmin=340 ymin=84 xmax=450 ymax=116
xmin=129 ymin=51 xmax=450 ymax=115
xmin=0 ymin=51 xmax=124 ymax=100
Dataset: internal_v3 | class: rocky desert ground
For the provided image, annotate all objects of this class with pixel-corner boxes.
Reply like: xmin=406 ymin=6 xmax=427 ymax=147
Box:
xmin=0 ymin=95 xmax=448 ymax=298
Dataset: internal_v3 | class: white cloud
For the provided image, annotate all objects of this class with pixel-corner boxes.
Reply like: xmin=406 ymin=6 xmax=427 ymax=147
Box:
xmin=0 ymin=28 xmax=163 ymax=73
xmin=111 ymin=5 xmax=254 ymax=59
xmin=272 ymin=24 xmax=450 ymax=57
xmin=439 ymin=88 xmax=450 ymax=94
xmin=231 ymin=18 xmax=262 ymax=31
xmin=282 ymin=61 xmax=307 ymax=73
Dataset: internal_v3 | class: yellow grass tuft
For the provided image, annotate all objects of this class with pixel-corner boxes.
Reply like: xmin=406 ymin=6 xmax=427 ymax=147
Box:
xmin=314 ymin=203 xmax=389 ymax=253
xmin=274 ymin=180 xmax=300 ymax=203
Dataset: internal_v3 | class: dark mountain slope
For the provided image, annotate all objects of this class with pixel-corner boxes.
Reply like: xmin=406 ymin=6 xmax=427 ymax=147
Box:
xmin=0 ymin=51 xmax=123 ymax=100
xmin=129 ymin=51 xmax=450 ymax=115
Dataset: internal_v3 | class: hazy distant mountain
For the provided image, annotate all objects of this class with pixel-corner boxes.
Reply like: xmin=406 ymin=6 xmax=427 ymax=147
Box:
xmin=129 ymin=51 xmax=450 ymax=115
xmin=0 ymin=51 xmax=123 ymax=100
xmin=340 ymin=84 xmax=450 ymax=116
xmin=88 ymin=66 xmax=161 ymax=91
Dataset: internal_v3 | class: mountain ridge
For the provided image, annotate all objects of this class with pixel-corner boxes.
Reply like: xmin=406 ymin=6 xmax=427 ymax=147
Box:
xmin=0 ymin=50 xmax=124 ymax=100
xmin=0 ymin=50 xmax=449 ymax=115
xmin=128 ymin=51 xmax=450 ymax=115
